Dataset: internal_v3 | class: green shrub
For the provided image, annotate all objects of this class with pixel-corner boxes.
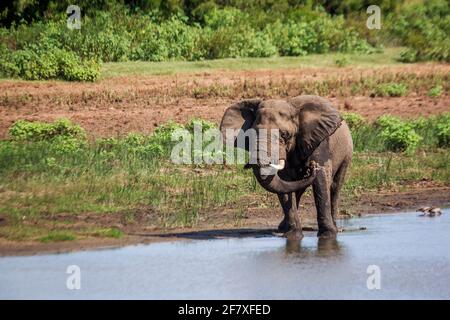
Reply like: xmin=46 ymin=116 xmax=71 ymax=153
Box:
xmin=435 ymin=113 xmax=450 ymax=147
xmin=428 ymin=85 xmax=443 ymax=98
xmin=398 ymin=49 xmax=419 ymax=63
xmin=7 ymin=46 xmax=59 ymax=80
xmin=201 ymin=24 xmax=277 ymax=59
xmin=389 ymin=0 xmax=450 ymax=62
xmin=9 ymin=119 xmax=87 ymax=153
xmin=151 ymin=121 xmax=185 ymax=146
xmin=185 ymin=118 xmax=217 ymax=132
xmin=0 ymin=44 xmax=100 ymax=81
xmin=55 ymin=49 xmax=100 ymax=81
xmin=134 ymin=16 xmax=204 ymax=61
xmin=373 ymin=83 xmax=408 ymax=97
xmin=376 ymin=115 xmax=422 ymax=153
xmin=342 ymin=112 xmax=365 ymax=130
xmin=9 ymin=119 xmax=85 ymax=142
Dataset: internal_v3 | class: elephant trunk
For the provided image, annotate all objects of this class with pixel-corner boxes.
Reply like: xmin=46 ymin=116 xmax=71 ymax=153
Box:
xmin=252 ymin=165 xmax=318 ymax=194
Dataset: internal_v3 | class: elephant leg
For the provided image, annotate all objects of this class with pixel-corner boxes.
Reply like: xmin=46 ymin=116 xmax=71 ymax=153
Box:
xmin=312 ymin=168 xmax=337 ymax=238
xmin=330 ymin=160 xmax=350 ymax=226
xmin=277 ymin=192 xmax=303 ymax=239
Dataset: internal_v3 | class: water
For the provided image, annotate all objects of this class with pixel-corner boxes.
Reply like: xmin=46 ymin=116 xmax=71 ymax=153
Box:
xmin=1 ymin=211 xmax=450 ymax=299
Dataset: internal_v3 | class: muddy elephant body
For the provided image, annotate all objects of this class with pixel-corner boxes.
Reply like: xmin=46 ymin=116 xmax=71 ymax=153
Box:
xmin=220 ymin=95 xmax=353 ymax=239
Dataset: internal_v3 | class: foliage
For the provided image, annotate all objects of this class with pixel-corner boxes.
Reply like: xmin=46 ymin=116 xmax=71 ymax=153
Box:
xmin=428 ymin=85 xmax=443 ymax=98
xmin=435 ymin=113 xmax=450 ymax=147
xmin=376 ymin=115 xmax=422 ymax=154
xmin=9 ymin=118 xmax=86 ymax=142
xmin=0 ymin=44 xmax=100 ymax=81
xmin=0 ymin=5 xmax=378 ymax=80
xmin=342 ymin=112 xmax=365 ymax=130
xmin=388 ymin=0 xmax=450 ymax=62
xmin=373 ymin=83 xmax=408 ymax=97
xmin=9 ymin=119 xmax=87 ymax=153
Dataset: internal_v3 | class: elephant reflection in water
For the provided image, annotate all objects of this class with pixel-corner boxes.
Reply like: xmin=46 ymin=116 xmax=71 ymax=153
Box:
xmin=284 ymin=237 xmax=342 ymax=257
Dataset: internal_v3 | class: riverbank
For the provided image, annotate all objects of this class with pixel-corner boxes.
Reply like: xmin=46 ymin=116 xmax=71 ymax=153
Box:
xmin=1 ymin=185 xmax=449 ymax=256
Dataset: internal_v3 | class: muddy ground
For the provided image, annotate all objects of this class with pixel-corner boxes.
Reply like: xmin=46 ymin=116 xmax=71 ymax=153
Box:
xmin=0 ymin=63 xmax=449 ymax=256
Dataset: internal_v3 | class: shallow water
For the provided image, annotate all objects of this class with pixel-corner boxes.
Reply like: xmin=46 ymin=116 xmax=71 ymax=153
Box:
xmin=1 ymin=210 xmax=450 ymax=299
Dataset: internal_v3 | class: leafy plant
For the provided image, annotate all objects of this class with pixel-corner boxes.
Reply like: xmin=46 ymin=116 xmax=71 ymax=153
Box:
xmin=342 ymin=112 xmax=365 ymax=130
xmin=373 ymin=83 xmax=408 ymax=97
xmin=428 ymin=85 xmax=443 ymax=98
xmin=435 ymin=113 xmax=450 ymax=147
xmin=9 ymin=119 xmax=86 ymax=142
xmin=9 ymin=119 xmax=87 ymax=153
xmin=398 ymin=49 xmax=418 ymax=63
xmin=376 ymin=115 xmax=422 ymax=153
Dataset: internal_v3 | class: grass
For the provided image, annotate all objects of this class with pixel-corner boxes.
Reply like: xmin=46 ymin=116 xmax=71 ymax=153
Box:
xmin=101 ymin=48 xmax=405 ymax=78
xmin=91 ymin=228 xmax=123 ymax=239
xmin=39 ymin=231 xmax=76 ymax=243
xmin=0 ymin=115 xmax=449 ymax=242
xmin=0 ymin=150 xmax=448 ymax=242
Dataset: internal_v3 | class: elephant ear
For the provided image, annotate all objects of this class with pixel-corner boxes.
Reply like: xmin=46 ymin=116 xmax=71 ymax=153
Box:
xmin=289 ymin=95 xmax=342 ymax=159
xmin=220 ymin=99 xmax=261 ymax=149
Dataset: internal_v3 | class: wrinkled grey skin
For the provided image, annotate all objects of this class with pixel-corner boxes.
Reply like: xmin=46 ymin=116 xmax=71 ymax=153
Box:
xmin=220 ymin=95 xmax=353 ymax=239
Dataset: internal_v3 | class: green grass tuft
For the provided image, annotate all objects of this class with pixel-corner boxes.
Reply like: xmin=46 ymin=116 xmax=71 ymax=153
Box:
xmin=39 ymin=231 xmax=76 ymax=243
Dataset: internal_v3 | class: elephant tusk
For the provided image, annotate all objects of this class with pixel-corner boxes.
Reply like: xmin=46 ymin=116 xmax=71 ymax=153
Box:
xmin=269 ymin=159 xmax=285 ymax=171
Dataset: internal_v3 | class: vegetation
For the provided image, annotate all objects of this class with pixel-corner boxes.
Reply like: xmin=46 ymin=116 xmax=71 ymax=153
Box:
xmin=101 ymin=48 xmax=404 ymax=77
xmin=389 ymin=1 xmax=449 ymax=62
xmin=0 ymin=0 xmax=448 ymax=81
xmin=428 ymin=85 xmax=443 ymax=98
xmin=373 ymin=83 xmax=408 ymax=97
xmin=0 ymin=115 xmax=449 ymax=241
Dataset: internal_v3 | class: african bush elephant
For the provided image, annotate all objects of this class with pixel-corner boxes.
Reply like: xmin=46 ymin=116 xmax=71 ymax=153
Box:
xmin=220 ymin=95 xmax=353 ymax=239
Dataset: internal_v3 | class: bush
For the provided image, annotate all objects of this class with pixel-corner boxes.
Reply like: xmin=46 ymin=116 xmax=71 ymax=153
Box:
xmin=9 ymin=119 xmax=85 ymax=142
xmin=373 ymin=83 xmax=408 ymax=97
xmin=398 ymin=49 xmax=419 ymax=63
xmin=342 ymin=112 xmax=365 ymax=130
xmin=435 ymin=113 xmax=450 ymax=147
xmin=56 ymin=50 xmax=100 ymax=81
xmin=5 ymin=46 xmax=59 ymax=80
xmin=376 ymin=115 xmax=422 ymax=153
xmin=428 ymin=85 xmax=443 ymax=98
xmin=9 ymin=119 xmax=87 ymax=153
xmin=389 ymin=0 xmax=450 ymax=62
xmin=134 ymin=16 xmax=204 ymax=61
xmin=0 ymin=44 xmax=100 ymax=81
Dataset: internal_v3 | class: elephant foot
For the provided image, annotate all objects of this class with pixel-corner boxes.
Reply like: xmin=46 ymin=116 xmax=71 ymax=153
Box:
xmin=283 ymin=229 xmax=304 ymax=240
xmin=277 ymin=219 xmax=290 ymax=233
xmin=317 ymin=228 xmax=337 ymax=239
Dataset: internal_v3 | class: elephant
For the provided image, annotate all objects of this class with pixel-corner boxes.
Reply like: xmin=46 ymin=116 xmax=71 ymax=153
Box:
xmin=220 ymin=95 xmax=353 ymax=239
